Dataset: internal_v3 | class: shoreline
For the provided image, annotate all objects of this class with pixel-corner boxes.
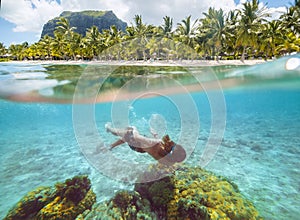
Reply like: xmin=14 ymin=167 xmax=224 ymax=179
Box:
xmin=1 ymin=59 xmax=269 ymax=66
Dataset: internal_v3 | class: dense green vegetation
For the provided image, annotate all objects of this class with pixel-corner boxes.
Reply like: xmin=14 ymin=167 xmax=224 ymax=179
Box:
xmin=1 ymin=0 xmax=299 ymax=61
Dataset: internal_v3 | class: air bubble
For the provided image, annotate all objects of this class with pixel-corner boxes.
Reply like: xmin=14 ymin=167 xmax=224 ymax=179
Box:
xmin=286 ymin=57 xmax=300 ymax=70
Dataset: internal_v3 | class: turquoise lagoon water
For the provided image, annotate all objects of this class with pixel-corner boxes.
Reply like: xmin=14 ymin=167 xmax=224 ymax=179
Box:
xmin=0 ymin=56 xmax=300 ymax=219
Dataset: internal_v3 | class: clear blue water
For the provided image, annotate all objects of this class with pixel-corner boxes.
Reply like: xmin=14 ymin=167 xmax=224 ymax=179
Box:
xmin=0 ymin=56 xmax=300 ymax=219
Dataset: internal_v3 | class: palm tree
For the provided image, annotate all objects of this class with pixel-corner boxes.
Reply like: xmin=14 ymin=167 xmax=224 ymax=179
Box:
xmin=175 ymin=16 xmax=199 ymax=59
xmin=55 ymin=17 xmax=76 ymax=40
xmin=276 ymin=2 xmax=300 ymax=56
xmin=126 ymin=15 xmax=154 ymax=60
xmin=236 ymin=0 xmax=270 ymax=61
xmin=84 ymin=26 xmax=101 ymax=59
xmin=280 ymin=0 xmax=300 ymax=36
xmin=52 ymin=32 xmax=66 ymax=59
xmin=133 ymin=15 xmax=154 ymax=37
xmin=259 ymin=20 xmax=284 ymax=58
xmin=107 ymin=25 xmax=123 ymax=46
xmin=38 ymin=35 xmax=54 ymax=59
xmin=176 ymin=16 xmax=198 ymax=47
xmin=224 ymin=10 xmax=240 ymax=58
xmin=69 ymin=33 xmax=82 ymax=60
xmin=276 ymin=32 xmax=300 ymax=55
xmin=0 ymin=42 xmax=7 ymax=56
xmin=148 ymin=16 xmax=175 ymax=60
xmin=159 ymin=16 xmax=173 ymax=38
xmin=8 ymin=42 xmax=28 ymax=60
xmin=53 ymin=17 xmax=77 ymax=59
xmin=103 ymin=25 xmax=124 ymax=60
xmin=200 ymin=7 xmax=227 ymax=60
xmin=26 ymin=43 xmax=40 ymax=60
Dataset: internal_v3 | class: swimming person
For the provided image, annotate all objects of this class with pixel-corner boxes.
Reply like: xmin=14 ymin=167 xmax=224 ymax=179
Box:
xmin=105 ymin=123 xmax=186 ymax=165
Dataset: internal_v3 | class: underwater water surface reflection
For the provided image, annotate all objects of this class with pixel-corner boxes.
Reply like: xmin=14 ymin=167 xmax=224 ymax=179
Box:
xmin=0 ymin=56 xmax=299 ymax=219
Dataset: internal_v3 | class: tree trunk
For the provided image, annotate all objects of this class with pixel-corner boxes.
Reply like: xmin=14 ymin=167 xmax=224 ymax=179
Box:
xmin=216 ymin=48 xmax=219 ymax=62
xmin=241 ymin=46 xmax=246 ymax=62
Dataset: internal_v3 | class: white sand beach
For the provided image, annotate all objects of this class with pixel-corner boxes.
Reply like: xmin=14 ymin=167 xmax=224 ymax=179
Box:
xmin=3 ymin=59 xmax=268 ymax=66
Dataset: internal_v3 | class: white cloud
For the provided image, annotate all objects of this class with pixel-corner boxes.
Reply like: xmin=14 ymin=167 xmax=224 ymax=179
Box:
xmin=235 ymin=1 xmax=286 ymax=21
xmin=266 ymin=7 xmax=286 ymax=20
xmin=1 ymin=0 xmax=62 ymax=32
xmin=122 ymin=0 xmax=237 ymax=25
xmin=0 ymin=0 xmax=287 ymax=36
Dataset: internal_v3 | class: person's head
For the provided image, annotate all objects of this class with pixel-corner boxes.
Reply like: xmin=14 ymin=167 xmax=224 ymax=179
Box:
xmin=159 ymin=144 xmax=186 ymax=165
xmin=162 ymin=135 xmax=170 ymax=143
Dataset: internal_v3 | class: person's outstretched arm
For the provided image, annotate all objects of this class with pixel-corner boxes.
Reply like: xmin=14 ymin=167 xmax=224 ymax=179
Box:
xmin=105 ymin=122 xmax=128 ymax=137
xmin=110 ymin=139 xmax=125 ymax=150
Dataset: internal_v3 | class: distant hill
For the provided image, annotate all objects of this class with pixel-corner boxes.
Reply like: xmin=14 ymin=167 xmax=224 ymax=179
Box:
xmin=41 ymin=10 xmax=127 ymax=38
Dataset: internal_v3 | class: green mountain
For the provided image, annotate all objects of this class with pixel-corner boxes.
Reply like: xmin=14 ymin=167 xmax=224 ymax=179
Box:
xmin=41 ymin=10 xmax=127 ymax=38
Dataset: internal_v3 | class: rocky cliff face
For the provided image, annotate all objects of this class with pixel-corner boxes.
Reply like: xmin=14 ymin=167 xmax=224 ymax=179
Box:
xmin=41 ymin=10 xmax=127 ymax=38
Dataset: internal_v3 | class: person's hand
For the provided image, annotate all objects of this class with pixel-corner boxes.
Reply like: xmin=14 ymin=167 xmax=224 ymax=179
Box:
xmin=150 ymin=127 xmax=158 ymax=137
xmin=105 ymin=122 xmax=112 ymax=132
xmin=95 ymin=143 xmax=108 ymax=153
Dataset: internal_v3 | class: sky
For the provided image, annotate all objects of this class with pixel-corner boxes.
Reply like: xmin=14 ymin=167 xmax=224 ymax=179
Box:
xmin=0 ymin=0 xmax=293 ymax=47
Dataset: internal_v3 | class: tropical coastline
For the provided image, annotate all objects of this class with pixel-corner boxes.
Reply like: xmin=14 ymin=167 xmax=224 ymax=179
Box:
xmin=1 ymin=1 xmax=299 ymax=64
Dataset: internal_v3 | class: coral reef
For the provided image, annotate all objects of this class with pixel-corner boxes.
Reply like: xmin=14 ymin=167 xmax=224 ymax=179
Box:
xmin=4 ymin=175 xmax=96 ymax=220
xmin=55 ymin=175 xmax=92 ymax=205
xmin=36 ymin=188 xmax=95 ymax=220
xmin=82 ymin=191 xmax=156 ymax=220
xmin=4 ymin=186 xmax=57 ymax=220
xmin=135 ymin=165 xmax=262 ymax=220
xmin=83 ymin=164 xmax=262 ymax=219
xmin=5 ymin=166 xmax=262 ymax=220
